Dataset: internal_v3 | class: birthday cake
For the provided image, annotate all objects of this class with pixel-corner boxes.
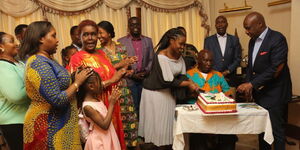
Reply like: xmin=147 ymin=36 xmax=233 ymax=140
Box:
xmin=197 ymin=92 xmax=237 ymax=114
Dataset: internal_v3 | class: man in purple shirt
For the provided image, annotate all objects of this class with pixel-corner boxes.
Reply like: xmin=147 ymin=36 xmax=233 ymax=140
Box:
xmin=118 ymin=17 xmax=154 ymax=116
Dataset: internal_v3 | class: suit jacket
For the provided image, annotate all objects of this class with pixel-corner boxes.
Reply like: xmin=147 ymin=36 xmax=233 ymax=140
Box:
xmin=204 ymin=34 xmax=241 ymax=73
xmin=204 ymin=34 xmax=241 ymax=86
xmin=117 ymin=35 xmax=154 ymax=86
xmin=246 ymin=28 xmax=292 ymax=108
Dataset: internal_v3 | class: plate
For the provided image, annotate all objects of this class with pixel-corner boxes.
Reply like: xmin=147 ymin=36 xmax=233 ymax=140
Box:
xmin=182 ymin=105 xmax=199 ymax=111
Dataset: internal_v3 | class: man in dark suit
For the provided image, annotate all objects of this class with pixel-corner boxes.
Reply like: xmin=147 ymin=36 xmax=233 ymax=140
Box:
xmin=204 ymin=16 xmax=241 ymax=87
xmin=238 ymin=12 xmax=292 ymax=150
xmin=118 ymin=17 xmax=154 ymax=116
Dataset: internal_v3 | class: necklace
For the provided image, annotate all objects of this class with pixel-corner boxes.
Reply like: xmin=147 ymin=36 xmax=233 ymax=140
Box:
xmin=103 ymin=42 xmax=116 ymax=56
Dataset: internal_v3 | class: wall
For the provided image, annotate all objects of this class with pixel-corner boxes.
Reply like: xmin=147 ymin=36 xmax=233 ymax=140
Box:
xmin=209 ymin=0 xmax=300 ymax=95
xmin=209 ymin=0 xmax=291 ymax=57
xmin=290 ymin=0 xmax=300 ymax=95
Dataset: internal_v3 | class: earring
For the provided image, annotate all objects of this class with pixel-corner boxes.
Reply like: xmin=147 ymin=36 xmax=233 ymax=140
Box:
xmin=0 ymin=48 xmax=4 ymax=52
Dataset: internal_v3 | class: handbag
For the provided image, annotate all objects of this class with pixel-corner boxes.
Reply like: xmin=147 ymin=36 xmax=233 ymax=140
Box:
xmin=78 ymin=109 xmax=90 ymax=143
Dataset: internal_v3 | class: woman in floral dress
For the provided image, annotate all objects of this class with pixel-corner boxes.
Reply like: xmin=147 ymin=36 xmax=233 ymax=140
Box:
xmin=97 ymin=21 xmax=139 ymax=149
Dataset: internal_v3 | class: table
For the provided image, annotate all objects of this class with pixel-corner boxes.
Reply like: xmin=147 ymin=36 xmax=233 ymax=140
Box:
xmin=286 ymin=96 xmax=300 ymax=149
xmin=173 ymin=103 xmax=274 ymax=150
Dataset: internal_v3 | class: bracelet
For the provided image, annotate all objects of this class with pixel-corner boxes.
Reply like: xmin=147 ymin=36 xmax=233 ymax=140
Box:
xmin=101 ymin=81 xmax=106 ymax=87
xmin=74 ymin=83 xmax=79 ymax=92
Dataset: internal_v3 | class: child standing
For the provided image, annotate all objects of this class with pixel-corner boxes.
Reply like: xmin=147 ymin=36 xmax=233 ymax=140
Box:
xmin=61 ymin=45 xmax=78 ymax=70
xmin=76 ymin=70 xmax=121 ymax=150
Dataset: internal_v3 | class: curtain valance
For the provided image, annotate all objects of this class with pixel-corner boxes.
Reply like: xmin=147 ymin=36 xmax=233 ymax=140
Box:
xmin=0 ymin=0 xmax=39 ymax=17
xmin=0 ymin=0 xmax=206 ymax=16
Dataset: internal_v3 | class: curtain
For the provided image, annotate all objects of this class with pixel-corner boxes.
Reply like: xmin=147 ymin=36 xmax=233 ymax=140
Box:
xmin=0 ymin=0 xmax=209 ymax=16
xmin=0 ymin=0 xmax=210 ymax=63
xmin=104 ymin=0 xmax=131 ymax=9
xmin=141 ymin=6 xmax=204 ymax=51
xmin=139 ymin=0 xmax=195 ymax=9
xmin=33 ymin=0 xmax=100 ymax=12
xmin=0 ymin=5 xmax=128 ymax=63
xmin=45 ymin=4 xmax=128 ymax=62
xmin=0 ymin=9 xmax=44 ymax=35
xmin=0 ymin=0 xmax=39 ymax=17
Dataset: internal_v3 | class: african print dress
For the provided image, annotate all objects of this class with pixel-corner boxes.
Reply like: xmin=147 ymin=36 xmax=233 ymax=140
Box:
xmin=69 ymin=50 xmax=126 ymax=150
xmin=23 ymin=55 xmax=81 ymax=149
xmin=99 ymin=42 xmax=139 ymax=147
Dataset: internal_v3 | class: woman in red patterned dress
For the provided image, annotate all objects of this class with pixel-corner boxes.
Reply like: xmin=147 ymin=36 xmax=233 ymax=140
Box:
xmin=69 ymin=20 xmax=126 ymax=150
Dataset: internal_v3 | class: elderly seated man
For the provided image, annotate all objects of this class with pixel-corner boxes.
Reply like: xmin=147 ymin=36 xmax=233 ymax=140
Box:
xmin=186 ymin=49 xmax=237 ymax=150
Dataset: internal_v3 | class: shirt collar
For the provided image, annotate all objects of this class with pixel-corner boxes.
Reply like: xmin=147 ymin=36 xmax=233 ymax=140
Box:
xmin=217 ymin=33 xmax=227 ymax=38
xmin=128 ymin=34 xmax=142 ymax=41
xmin=257 ymin=27 xmax=269 ymax=41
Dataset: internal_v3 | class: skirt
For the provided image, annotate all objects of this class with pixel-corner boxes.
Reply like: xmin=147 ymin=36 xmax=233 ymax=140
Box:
xmin=138 ymin=88 xmax=176 ymax=146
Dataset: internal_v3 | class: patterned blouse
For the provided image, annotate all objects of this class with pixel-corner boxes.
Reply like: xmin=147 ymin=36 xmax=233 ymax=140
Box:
xmin=23 ymin=55 xmax=81 ymax=149
xmin=187 ymin=67 xmax=231 ymax=104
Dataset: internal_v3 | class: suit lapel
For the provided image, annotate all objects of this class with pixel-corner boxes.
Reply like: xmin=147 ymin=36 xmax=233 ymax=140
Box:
xmin=126 ymin=37 xmax=137 ymax=70
xmin=224 ymin=35 xmax=230 ymax=58
xmin=126 ymin=37 xmax=135 ymax=56
xmin=253 ymin=29 xmax=271 ymax=68
xmin=141 ymin=37 xmax=146 ymax=56
xmin=248 ymin=39 xmax=255 ymax=69
xmin=213 ymin=34 xmax=223 ymax=57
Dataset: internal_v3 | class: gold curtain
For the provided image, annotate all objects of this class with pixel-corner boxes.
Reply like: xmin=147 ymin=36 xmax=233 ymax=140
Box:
xmin=45 ymin=4 xmax=128 ymax=62
xmin=141 ymin=6 xmax=205 ymax=50
xmin=0 ymin=9 xmax=44 ymax=36
xmin=0 ymin=0 xmax=209 ymax=63
xmin=0 ymin=0 xmax=39 ymax=17
xmin=138 ymin=0 xmax=195 ymax=10
xmin=0 ymin=5 xmax=128 ymax=63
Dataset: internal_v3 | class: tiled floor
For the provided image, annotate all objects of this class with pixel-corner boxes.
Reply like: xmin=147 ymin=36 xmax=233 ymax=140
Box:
xmin=236 ymin=134 xmax=299 ymax=150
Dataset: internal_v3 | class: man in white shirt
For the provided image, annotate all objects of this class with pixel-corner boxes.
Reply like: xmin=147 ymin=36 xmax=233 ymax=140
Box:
xmin=204 ymin=16 xmax=241 ymax=87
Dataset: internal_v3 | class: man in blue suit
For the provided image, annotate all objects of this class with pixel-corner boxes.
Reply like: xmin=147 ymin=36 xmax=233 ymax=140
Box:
xmin=118 ymin=17 xmax=154 ymax=116
xmin=238 ymin=12 xmax=292 ymax=150
xmin=204 ymin=15 xmax=241 ymax=87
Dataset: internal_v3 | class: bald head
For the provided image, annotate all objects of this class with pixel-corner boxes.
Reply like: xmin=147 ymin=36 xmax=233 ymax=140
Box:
xmin=197 ymin=50 xmax=213 ymax=73
xmin=243 ymin=12 xmax=267 ymax=38
xmin=198 ymin=49 xmax=212 ymax=59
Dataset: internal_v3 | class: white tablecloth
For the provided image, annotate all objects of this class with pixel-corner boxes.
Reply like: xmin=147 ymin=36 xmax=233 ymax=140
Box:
xmin=173 ymin=103 xmax=273 ymax=150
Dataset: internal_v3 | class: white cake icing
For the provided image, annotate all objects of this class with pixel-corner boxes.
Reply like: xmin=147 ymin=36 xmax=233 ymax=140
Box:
xmin=200 ymin=92 xmax=235 ymax=103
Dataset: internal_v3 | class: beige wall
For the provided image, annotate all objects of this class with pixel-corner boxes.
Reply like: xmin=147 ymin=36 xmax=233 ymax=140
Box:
xmin=208 ymin=0 xmax=291 ymax=57
xmin=290 ymin=0 xmax=300 ymax=95
xmin=209 ymin=0 xmax=300 ymax=95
